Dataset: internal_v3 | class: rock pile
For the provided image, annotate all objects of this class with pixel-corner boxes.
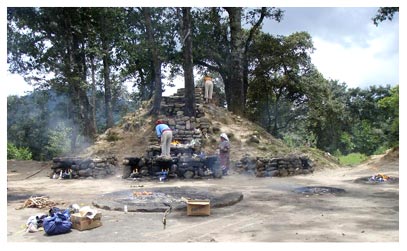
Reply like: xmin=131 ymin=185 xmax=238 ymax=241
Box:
xmin=161 ymin=87 xmax=205 ymax=117
xmin=155 ymin=87 xmax=212 ymax=145
xmin=235 ymin=155 xmax=313 ymax=177
xmin=51 ymin=156 xmax=118 ymax=179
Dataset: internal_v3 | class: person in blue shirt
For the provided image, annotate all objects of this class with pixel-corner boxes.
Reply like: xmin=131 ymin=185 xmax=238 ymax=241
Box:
xmin=155 ymin=120 xmax=173 ymax=157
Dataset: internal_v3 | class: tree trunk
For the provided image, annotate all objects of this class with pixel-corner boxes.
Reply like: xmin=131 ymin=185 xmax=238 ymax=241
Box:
xmin=101 ymin=11 xmax=114 ymax=129
xmin=225 ymin=7 xmax=245 ymax=116
xmin=272 ymin=90 xmax=281 ymax=137
xmin=143 ymin=7 xmax=162 ymax=115
xmin=243 ymin=8 xmax=268 ymax=106
xmin=64 ymin=12 xmax=96 ymax=149
xmin=90 ymin=54 xmax=97 ymax=132
xmin=103 ymin=52 xmax=114 ymax=128
xmin=182 ymin=7 xmax=196 ymax=117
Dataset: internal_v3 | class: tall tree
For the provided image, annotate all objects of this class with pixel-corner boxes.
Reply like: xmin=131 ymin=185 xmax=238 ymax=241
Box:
xmin=181 ymin=7 xmax=196 ymax=117
xmin=142 ymin=7 xmax=163 ymax=115
xmin=242 ymin=8 xmax=283 ymax=104
xmin=247 ymin=32 xmax=314 ymax=137
xmin=224 ymin=7 xmax=245 ymax=115
xmin=7 ymin=7 xmax=98 ymax=149
xmin=192 ymin=7 xmax=282 ymax=116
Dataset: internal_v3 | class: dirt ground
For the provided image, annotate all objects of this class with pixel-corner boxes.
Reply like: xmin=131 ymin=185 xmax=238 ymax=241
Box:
xmin=5 ymin=151 xmax=400 ymax=247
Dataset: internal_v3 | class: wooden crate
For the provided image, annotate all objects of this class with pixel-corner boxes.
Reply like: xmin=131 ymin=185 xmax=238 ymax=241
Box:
xmin=187 ymin=199 xmax=210 ymax=216
xmin=71 ymin=213 xmax=102 ymax=231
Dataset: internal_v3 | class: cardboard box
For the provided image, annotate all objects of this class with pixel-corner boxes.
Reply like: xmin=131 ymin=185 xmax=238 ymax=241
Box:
xmin=71 ymin=213 xmax=102 ymax=231
xmin=187 ymin=199 xmax=210 ymax=216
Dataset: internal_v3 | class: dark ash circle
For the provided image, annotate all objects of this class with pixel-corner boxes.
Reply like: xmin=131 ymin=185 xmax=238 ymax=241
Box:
xmin=92 ymin=186 xmax=243 ymax=212
xmin=294 ymin=186 xmax=346 ymax=195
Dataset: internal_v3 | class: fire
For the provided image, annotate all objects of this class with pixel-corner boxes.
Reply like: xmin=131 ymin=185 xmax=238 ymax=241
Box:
xmin=133 ymin=191 xmax=153 ymax=196
xmin=171 ymin=140 xmax=181 ymax=145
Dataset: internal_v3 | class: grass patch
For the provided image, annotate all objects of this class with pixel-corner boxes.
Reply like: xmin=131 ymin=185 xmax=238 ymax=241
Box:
xmin=338 ymin=153 xmax=368 ymax=166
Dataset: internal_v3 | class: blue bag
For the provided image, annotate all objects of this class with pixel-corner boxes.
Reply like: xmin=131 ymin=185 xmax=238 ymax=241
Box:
xmin=43 ymin=208 xmax=72 ymax=235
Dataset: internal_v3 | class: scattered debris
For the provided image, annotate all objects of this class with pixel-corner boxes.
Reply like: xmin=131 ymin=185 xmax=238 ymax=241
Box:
xmin=369 ymin=173 xmax=391 ymax=182
xmin=16 ymin=196 xmax=58 ymax=210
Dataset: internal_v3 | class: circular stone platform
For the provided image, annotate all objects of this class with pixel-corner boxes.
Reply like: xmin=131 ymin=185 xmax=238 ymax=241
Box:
xmin=293 ymin=186 xmax=346 ymax=195
xmin=354 ymin=176 xmax=399 ymax=185
xmin=92 ymin=186 xmax=243 ymax=212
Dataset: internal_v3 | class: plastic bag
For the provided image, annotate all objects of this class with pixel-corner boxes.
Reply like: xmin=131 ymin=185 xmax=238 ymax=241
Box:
xmin=43 ymin=208 xmax=72 ymax=235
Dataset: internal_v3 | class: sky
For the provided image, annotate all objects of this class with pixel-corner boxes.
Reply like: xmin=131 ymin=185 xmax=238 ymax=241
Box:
xmin=2 ymin=4 xmax=400 ymax=96
xmin=263 ymin=7 xmax=399 ymax=89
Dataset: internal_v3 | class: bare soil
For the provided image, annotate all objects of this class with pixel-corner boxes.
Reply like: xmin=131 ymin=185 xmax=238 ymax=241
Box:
xmin=6 ymin=149 xmax=399 ymax=243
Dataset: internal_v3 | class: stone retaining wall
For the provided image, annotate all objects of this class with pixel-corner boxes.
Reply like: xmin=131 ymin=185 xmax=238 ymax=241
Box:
xmin=235 ymin=155 xmax=313 ymax=177
xmin=51 ymin=156 xmax=118 ymax=179
xmin=122 ymin=154 xmax=222 ymax=180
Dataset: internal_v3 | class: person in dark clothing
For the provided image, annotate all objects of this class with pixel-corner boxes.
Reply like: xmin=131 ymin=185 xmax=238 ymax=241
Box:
xmin=218 ymin=133 xmax=230 ymax=175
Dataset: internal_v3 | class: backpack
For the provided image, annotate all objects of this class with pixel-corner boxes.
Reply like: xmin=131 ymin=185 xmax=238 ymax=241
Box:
xmin=43 ymin=207 xmax=72 ymax=235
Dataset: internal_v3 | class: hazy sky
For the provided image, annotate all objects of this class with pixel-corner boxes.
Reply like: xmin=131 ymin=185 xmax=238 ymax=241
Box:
xmin=262 ymin=7 xmax=399 ymax=89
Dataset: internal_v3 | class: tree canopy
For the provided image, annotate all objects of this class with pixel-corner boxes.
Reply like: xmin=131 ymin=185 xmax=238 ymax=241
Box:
xmin=7 ymin=7 xmax=398 ymax=160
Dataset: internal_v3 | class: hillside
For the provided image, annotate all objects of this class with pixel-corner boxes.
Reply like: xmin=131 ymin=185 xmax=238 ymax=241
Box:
xmin=80 ymin=89 xmax=340 ymax=172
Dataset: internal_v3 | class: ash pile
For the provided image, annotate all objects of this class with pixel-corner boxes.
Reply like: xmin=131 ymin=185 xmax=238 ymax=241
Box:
xmin=51 ymin=156 xmax=118 ymax=179
xmin=235 ymin=155 xmax=313 ymax=177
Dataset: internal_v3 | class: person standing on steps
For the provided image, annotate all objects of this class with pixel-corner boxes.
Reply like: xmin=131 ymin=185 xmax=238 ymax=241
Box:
xmin=218 ymin=133 xmax=230 ymax=175
xmin=155 ymin=119 xmax=173 ymax=158
xmin=203 ymin=74 xmax=214 ymax=104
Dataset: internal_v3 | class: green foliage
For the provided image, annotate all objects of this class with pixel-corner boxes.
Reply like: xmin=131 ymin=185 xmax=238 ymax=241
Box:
xmin=247 ymin=32 xmax=315 ymax=137
xmin=106 ymin=130 xmax=121 ymax=142
xmin=378 ymin=85 xmax=399 ymax=147
xmin=339 ymin=132 xmax=355 ymax=155
xmin=7 ymin=90 xmax=134 ymax=160
xmin=338 ymin=153 xmax=368 ymax=166
xmin=372 ymin=7 xmax=399 ymax=26
xmin=7 ymin=142 xmax=32 ymax=160
xmin=44 ymin=123 xmax=72 ymax=158
xmin=7 ymin=7 xmax=398 ymax=162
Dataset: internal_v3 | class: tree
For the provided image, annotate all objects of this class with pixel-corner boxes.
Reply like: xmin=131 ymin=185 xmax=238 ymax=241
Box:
xmin=7 ymin=7 xmax=98 ymax=148
xmin=141 ymin=7 xmax=163 ymax=115
xmin=99 ymin=8 xmax=116 ymax=128
xmin=247 ymin=32 xmax=314 ymax=137
xmin=306 ymin=80 xmax=350 ymax=153
xmin=181 ymin=7 xmax=196 ymax=117
xmin=345 ymin=85 xmax=393 ymax=154
xmin=242 ymin=8 xmax=283 ymax=104
xmin=378 ymin=85 xmax=399 ymax=147
xmin=192 ymin=7 xmax=282 ymax=116
xmin=372 ymin=7 xmax=399 ymax=26
xmin=224 ymin=7 xmax=245 ymax=115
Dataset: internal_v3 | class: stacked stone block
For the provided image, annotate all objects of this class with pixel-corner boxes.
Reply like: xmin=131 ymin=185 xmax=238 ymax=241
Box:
xmin=148 ymin=87 xmax=211 ymax=146
xmin=122 ymin=154 xmax=222 ymax=180
xmin=51 ymin=156 xmax=118 ymax=179
xmin=235 ymin=155 xmax=313 ymax=177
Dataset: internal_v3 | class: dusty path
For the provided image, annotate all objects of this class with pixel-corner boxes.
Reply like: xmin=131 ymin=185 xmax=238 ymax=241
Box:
xmin=6 ymin=153 xmax=399 ymax=244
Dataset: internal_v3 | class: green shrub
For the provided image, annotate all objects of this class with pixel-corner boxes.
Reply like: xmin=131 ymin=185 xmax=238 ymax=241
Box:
xmin=44 ymin=124 xmax=72 ymax=159
xmin=338 ymin=152 xmax=368 ymax=166
xmin=7 ymin=142 xmax=32 ymax=160
xmin=106 ymin=130 xmax=121 ymax=142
